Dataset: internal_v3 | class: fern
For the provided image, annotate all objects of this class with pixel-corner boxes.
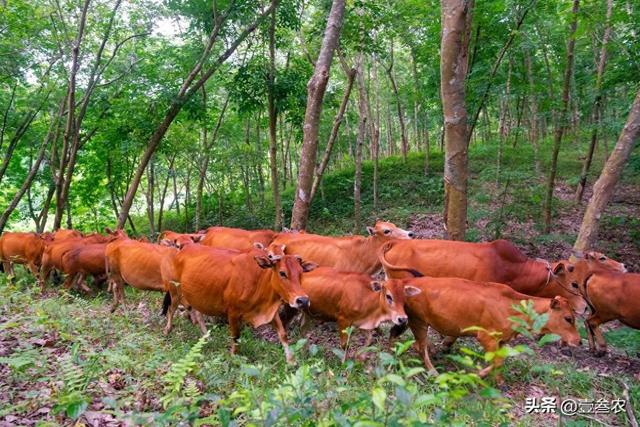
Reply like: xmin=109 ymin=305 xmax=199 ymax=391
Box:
xmin=161 ymin=330 xmax=210 ymax=408
xmin=53 ymin=349 xmax=90 ymax=420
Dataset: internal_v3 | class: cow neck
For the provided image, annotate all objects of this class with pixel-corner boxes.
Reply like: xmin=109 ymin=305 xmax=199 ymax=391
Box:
xmin=511 ymin=258 xmax=550 ymax=293
xmin=355 ymin=235 xmax=389 ymax=275
xmin=242 ymin=268 xmax=283 ymax=327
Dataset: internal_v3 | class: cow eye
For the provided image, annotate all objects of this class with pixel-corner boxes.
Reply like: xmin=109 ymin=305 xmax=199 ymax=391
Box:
xmin=383 ymin=229 xmax=391 ymax=235
xmin=571 ymin=282 xmax=579 ymax=289
xmin=564 ymin=316 xmax=573 ymax=324
xmin=385 ymin=294 xmax=393 ymax=305
xmin=279 ymin=271 xmax=287 ymax=278
xmin=599 ymin=256 xmax=606 ymax=261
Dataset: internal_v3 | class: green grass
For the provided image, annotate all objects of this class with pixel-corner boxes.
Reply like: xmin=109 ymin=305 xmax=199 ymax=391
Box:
xmin=1 ymin=269 xmax=638 ymax=425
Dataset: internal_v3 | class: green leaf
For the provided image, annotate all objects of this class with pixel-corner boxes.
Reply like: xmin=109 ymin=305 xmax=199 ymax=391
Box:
xmin=372 ymin=387 xmax=387 ymax=412
xmin=538 ymin=333 xmax=561 ymax=346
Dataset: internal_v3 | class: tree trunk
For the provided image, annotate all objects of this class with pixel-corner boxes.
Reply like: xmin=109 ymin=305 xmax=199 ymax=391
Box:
xmin=575 ymin=0 xmax=613 ymax=203
xmin=268 ymin=2 xmax=283 ymax=230
xmin=354 ymin=57 xmax=367 ymax=233
xmin=310 ymin=65 xmax=356 ymax=202
xmin=145 ymin=159 xmax=156 ymax=236
xmin=574 ymin=90 xmax=640 ymax=251
xmin=386 ymin=43 xmax=408 ymax=162
xmin=157 ymin=154 xmax=175 ymax=232
xmin=543 ymin=0 xmax=579 ymax=233
xmin=525 ymin=48 xmax=541 ymax=174
xmin=0 ymin=105 xmax=60 ymax=233
xmin=441 ymin=0 xmax=473 ymax=241
xmin=116 ymin=3 xmax=275 ymax=229
xmin=290 ymin=0 xmax=346 ymax=230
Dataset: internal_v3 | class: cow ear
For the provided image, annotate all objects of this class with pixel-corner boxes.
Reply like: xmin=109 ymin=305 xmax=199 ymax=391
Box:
xmin=253 ymin=242 xmax=265 ymax=250
xmin=370 ymin=281 xmax=382 ymax=292
xmin=366 ymin=226 xmax=376 ymax=236
xmin=585 ymin=252 xmax=595 ymax=261
xmin=571 ymin=249 xmax=584 ymax=260
xmin=254 ymin=255 xmax=273 ymax=269
xmin=300 ymin=261 xmax=318 ymax=272
xmin=550 ymin=296 xmax=562 ymax=310
xmin=404 ymin=285 xmax=421 ymax=297
xmin=191 ymin=234 xmax=205 ymax=243
xmin=160 ymin=238 xmax=172 ymax=247
xmin=552 ymin=262 xmax=566 ymax=276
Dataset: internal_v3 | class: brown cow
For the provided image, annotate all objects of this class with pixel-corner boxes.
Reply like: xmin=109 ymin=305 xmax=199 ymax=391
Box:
xmin=60 ymin=232 xmax=127 ymax=293
xmin=200 ymin=226 xmax=275 ymax=250
xmin=105 ymin=238 xmax=178 ymax=312
xmin=380 ymin=239 xmax=589 ymax=313
xmin=295 ymin=267 xmax=421 ymax=352
xmin=0 ymin=232 xmax=53 ymax=280
xmin=52 ymin=229 xmax=83 ymax=240
xmin=162 ymin=243 xmax=315 ymax=363
xmin=40 ymin=232 xmax=117 ymax=291
xmin=271 ymin=221 xmax=414 ymax=275
xmin=560 ymin=263 xmax=638 ymax=356
xmin=158 ymin=230 xmax=205 ymax=248
xmin=387 ymin=277 xmax=581 ymax=379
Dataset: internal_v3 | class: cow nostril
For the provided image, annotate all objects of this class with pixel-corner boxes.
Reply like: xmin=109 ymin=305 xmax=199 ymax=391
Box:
xmin=295 ymin=296 xmax=309 ymax=308
xmin=397 ymin=317 xmax=408 ymax=325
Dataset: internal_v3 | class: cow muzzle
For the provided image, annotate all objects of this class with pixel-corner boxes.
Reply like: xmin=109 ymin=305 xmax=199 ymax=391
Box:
xmin=394 ymin=316 xmax=408 ymax=325
xmin=293 ymin=296 xmax=310 ymax=309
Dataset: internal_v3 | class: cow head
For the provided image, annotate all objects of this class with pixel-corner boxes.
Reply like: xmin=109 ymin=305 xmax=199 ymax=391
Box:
xmin=367 ymin=220 xmax=414 ymax=240
xmin=376 ymin=279 xmax=422 ymax=325
xmin=571 ymin=250 xmax=627 ymax=273
xmin=254 ymin=246 xmax=315 ymax=309
xmin=160 ymin=233 xmax=204 ymax=249
xmin=549 ymin=262 xmax=588 ymax=315
xmin=543 ymin=296 xmax=581 ymax=347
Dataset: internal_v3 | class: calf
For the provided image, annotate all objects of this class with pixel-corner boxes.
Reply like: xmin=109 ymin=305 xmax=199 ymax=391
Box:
xmin=0 ymin=232 xmax=52 ymax=281
xmin=271 ymin=221 xmax=414 ymax=275
xmin=163 ymin=243 xmax=315 ymax=363
xmin=568 ymin=271 xmax=639 ymax=356
xmin=201 ymin=226 xmax=275 ymax=250
xmin=388 ymin=277 xmax=581 ymax=379
xmin=60 ymin=242 xmax=116 ymax=292
xmin=380 ymin=239 xmax=589 ymax=313
xmin=296 ymin=267 xmax=421 ymax=352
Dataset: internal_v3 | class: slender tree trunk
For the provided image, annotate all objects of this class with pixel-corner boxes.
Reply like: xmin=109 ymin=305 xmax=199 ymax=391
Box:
xmin=354 ymin=57 xmax=367 ymax=233
xmin=0 ymin=105 xmax=61 ymax=233
xmin=267 ymin=2 xmax=283 ymax=230
xmin=574 ymin=90 xmax=640 ymax=251
xmin=310 ymin=66 xmax=356 ymax=202
xmin=543 ymin=0 xmax=579 ymax=233
xmin=441 ymin=0 xmax=473 ymax=241
xmin=525 ymin=48 xmax=541 ymax=174
xmin=145 ymin=159 xmax=156 ymax=235
xmin=157 ymin=155 xmax=175 ymax=232
xmin=116 ymin=3 xmax=275 ymax=229
xmin=575 ymin=0 xmax=613 ymax=203
xmin=386 ymin=42 xmax=408 ymax=162
xmin=290 ymin=0 xmax=346 ymax=230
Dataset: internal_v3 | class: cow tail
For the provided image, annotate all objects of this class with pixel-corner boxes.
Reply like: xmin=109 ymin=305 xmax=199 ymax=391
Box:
xmin=162 ymin=292 xmax=171 ymax=316
xmin=378 ymin=242 xmax=424 ymax=278
xmin=389 ymin=323 xmax=409 ymax=338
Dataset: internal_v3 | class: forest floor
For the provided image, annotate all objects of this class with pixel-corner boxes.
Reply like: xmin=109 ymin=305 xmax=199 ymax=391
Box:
xmin=2 ymin=142 xmax=640 ymax=425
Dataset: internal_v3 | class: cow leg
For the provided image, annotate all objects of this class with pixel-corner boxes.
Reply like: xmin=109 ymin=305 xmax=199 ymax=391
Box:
xmin=62 ymin=273 xmax=77 ymax=290
xmin=356 ymin=329 xmax=375 ymax=361
xmin=163 ymin=288 xmax=181 ymax=336
xmin=39 ymin=264 xmax=52 ymax=293
xmin=110 ymin=277 xmax=125 ymax=313
xmin=193 ymin=311 xmax=207 ymax=335
xmin=227 ymin=313 xmax=242 ymax=355
xmin=477 ymin=332 xmax=503 ymax=383
xmin=409 ymin=321 xmax=438 ymax=375
xmin=587 ymin=316 xmax=607 ymax=357
xmin=584 ymin=318 xmax=596 ymax=353
xmin=75 ymin=274 xmax=92 ymax=294
xmin=441 ymin=336 xmax=458 ymax=352
xmin=271 ymin=314 xmax=294 ymax=364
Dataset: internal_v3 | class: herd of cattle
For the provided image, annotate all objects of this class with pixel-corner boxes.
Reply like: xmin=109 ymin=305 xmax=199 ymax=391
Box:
xmin=0 ymin=221 xmax=638 ymax=377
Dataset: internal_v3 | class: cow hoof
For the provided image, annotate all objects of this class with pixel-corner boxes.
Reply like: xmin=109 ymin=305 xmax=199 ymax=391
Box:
xmin=594 ymin=350 xmax=607 ymax=358
xmin=560 ymin=348 xmax=573 ymax=357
